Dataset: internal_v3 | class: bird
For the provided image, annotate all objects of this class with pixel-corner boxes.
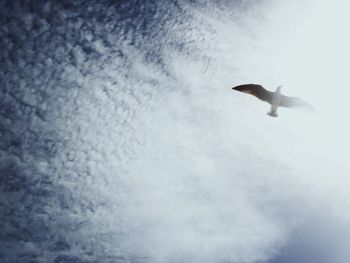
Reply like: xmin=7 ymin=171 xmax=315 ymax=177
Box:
xmin=232 ymin=84 xmax=315 ymax=117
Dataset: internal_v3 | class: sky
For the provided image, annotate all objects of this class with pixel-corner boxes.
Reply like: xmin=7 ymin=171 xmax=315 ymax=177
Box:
xmin=1 ymin=0 xmax=350 ymax=262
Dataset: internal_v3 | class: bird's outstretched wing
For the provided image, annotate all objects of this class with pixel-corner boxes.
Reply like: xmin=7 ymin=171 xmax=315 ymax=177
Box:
xmin=280 ymin=95 xmax=316 ymax=112
xmin=232 ymin=84 xmax=274 ymax=104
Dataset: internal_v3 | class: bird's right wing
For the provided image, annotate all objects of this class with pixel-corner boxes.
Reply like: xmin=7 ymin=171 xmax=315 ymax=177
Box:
xmin=232 ymin=84 xmax=274 ymax=104
xmin=280 ymin=95 xmax=316 ymax=112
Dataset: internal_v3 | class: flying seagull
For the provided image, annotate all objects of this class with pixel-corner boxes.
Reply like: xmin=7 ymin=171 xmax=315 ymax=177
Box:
xmin=232 ymin=84 xmax=314 ymax=117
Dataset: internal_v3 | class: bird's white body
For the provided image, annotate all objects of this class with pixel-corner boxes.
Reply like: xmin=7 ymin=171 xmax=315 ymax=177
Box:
xmin=267 ymin=86 xmax=282 ymax=117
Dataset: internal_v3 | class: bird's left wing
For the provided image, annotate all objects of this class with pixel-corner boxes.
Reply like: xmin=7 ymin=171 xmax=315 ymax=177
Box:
xmin=232 ymin=84 xmax=274 ymax=104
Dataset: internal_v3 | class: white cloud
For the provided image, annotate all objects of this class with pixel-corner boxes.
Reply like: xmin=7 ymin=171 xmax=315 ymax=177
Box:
xmin=3 ymin=0 xmax=350 ymax=262
xmin=68 ymin=0 xmax=350 ymax=262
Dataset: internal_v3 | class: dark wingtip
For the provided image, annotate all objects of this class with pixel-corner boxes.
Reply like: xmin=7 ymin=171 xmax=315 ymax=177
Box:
xmin=232 ymin=86 xmax=243 ymax=92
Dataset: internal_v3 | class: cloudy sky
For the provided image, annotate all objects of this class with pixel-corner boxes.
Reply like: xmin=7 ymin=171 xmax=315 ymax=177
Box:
xmin=1 ymin=0 xmax=350 ymax=262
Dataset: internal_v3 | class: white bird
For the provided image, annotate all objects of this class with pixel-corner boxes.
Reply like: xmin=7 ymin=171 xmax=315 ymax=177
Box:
xmin=232 ymin=84 xmax=315 ymax=117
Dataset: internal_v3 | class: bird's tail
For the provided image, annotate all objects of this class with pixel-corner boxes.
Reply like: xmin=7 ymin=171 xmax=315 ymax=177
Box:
xmin=267 ymin=110 xmax=278 ymax=117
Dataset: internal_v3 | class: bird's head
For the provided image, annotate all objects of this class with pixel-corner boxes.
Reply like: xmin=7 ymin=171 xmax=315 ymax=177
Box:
xmin=276 ymin=85 xmax=283 ymax=92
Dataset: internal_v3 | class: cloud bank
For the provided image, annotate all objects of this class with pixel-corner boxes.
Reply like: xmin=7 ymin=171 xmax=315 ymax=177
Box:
xmin=1 ymin=0 xmax=350 ymax=262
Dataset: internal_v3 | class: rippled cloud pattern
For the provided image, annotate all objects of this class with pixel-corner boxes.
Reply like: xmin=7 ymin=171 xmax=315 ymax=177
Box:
xmin=2 ymin=0 xmax=350 ymax=262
